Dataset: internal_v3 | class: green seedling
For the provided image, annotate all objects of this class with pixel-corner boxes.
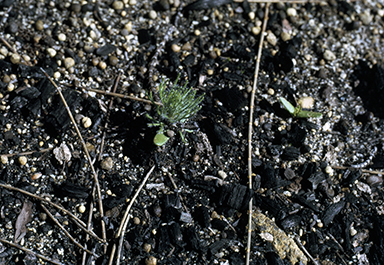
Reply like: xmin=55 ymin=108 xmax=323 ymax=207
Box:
xmin=279 ymin=97 xmax=322 ymax=118
xmin=147 ymin=74 xmax=204 ymax=146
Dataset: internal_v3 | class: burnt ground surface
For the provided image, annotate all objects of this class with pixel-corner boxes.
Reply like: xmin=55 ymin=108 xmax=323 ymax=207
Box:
xmin=1 ymin=0 xmax=384 ymax=264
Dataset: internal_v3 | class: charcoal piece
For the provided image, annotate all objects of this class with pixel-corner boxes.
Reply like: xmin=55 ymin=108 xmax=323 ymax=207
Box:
xmin=26 ymin=98 xmax=41 ymax=117
xmin=291 ymin=194 xmax=320 ymax=212
xmin=184 ymin=226 xmax=201 ymax=251
xmin=88 ymin=66 xmax=99 ymax=77
xmin=194 ymin=206 xmax=210 ymax=228
xmin=267 ymin=145 xmax=281 ymax=156
xmin=231 ymin=44 xmax=255 ymax=60
xmin=255 ymin=194 xmax=287 ymax=220
xmin=65 ymin=48 xmax=81 ymax=64
xmin=265 ymin=252 xmax=284 ymax=265
xmin=308 ymin=171 xmax=326 ymax=190
xmin=0 ymin=0 xmax=13 ymax=7
xmin=19 ymin=86 xmax=41 ymax=99
xmin=138 ymin=29 xmax=151 ymax=45
xmin=17 ymin=64 xmax=49 ymax=79
xmin=280 ymin=215 xmax=301 ymax=230
xmin=208 ymin=239 xmax=228 ymax=256
xmin=252 ymin=157 xmax=262 ymax=168
xmin=342 ymin=168 xmax=362 ymax=185
xmin=157 ymin=225 xmax=171 ymax=253
xmin=302 ymin=162 xmax=318 ymax=179
xmin=167 ymin=49 xmax=181 ymax=71
xmin=0 ymin=60 xmax=13 ymax=75
xmin=352 ymin=61 xmax=384 ymax=118
xmin=10 ymin=96 xmax=28 ymax=110
xmin=54 ymin=183 xmax=89 ymax=199
xmin=284 ymin=168 xmax=296 ymax=180
xmin=162 ymin=207 xmax=180 ymax=223
xmin=163 ymin=194 xmax=181 ymax=209
xmin=104 ymin=197 xmax=125 ymax=209
xmin=169 ymin=222 xmax=183 ymax=246
xmin=213 ymin=123 xmax=233 ymax=144
xmin=111 ymin=184 xmax=133 ymax=198
xmin=95 ymin=44 xmax=116 ymax=56
xmin=45 ymin=89 xmax=82 ymax=134
xmin=226 ymin=184 xmax=251 ymax=210
xmin=191 ymin=179 xmax=217 ymax=193
xmin=229 ymin=253 xmax=245 ymax=265
xmin=184 ymin=0 xmax=232 ymax=11
xmin=322 ymin=201 xmax=346 ymax=227
xmin=371 ymin=154 xmax=384 ymax=169
xmin=261 ymin=163 xmax=290 ymax=190
xmin=215 ymin=86 xmax=247 ymax=111
xmin=306 ymin=232 xmax=318 ymax=256
xmin=211 ymin=218 xmax=227 ymax=230
xmin=281 ymin=146 xmax=300 ymax=161
xmin=334 ymin=119 xmax=349 ymax=135
xmin=368 ymin=214 xmax=384 ymax=264
xmin=221 ymin=72 xmax=242 ymax=81
xmin=287 ymin=123 xmax=307 ymax=147
xmin=36 ymin=77 xmax=55 ymax=105
xmin=183 ymin=54 xmax=195 ymax=67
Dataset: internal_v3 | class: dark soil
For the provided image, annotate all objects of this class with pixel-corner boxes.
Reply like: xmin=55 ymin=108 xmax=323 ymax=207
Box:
xmin=0 ymin=0 xmax=384 ymax=264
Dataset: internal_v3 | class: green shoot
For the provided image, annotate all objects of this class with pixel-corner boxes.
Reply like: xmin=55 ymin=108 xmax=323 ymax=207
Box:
xmin=279 ymin=97 xmax=322 ymax=118
xmin=147 ymin=74 xmax=204 ymax=146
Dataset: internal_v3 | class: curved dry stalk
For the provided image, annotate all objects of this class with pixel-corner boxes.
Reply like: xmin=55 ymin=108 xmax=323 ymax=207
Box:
xmin=85 ymin=88 xmax=162 ymax=106
xmin=0 ymin=147 xmax=53 ymax=157
xmin=0 ymin=238 xmax=65 ymax=265
xmin=40 ymin=68 xmax=107 ymax=251
xmin=246 ymin=3 xmax=270 ymax=265
xmin=0 ymin=182 xmax=102 ymax=242
xmin=0 ymin=36 xmax=33 ymax=66
xmin=332 ymin=165 xmax=384 ymax=175
xmin=108 ymin=165 xmax=155 ymax=265
xmin=40 ymin=203 xmax=99 ymax=258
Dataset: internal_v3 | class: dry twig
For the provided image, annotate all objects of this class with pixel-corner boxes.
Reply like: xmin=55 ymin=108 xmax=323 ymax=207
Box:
xmin=0 ymin=182 xmax=102 ymax=242
xmin=246 ymin=3 xmax=270 ymax=265
xmin=40 ymin=204 xmax=99 ymax=258
xmin=108 ymin=165 xmax=155 ymax=265
xmin=40 ymin=68 xmax=107 ymax=251
xmin=0 ymin=238 xmax=65 ymax=265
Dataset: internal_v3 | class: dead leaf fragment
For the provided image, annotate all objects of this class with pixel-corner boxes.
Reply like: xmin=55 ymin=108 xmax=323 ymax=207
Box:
xmin=15 ymin=200 xmax=34 ymax=243
xmin=53 ymin=142 xmax=72 ymax=165
xmin=251 ymin=211 xmax=308 ymax=265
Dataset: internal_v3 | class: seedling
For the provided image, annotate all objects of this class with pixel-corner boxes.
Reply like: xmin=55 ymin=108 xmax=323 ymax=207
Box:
xmin=147 ymin=75 xmax=204 ymax=146
xmin=279 ymin=97 xmax=322 ymax=118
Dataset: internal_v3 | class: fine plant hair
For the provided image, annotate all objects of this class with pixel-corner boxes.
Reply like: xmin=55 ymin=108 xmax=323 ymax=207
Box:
xmin=146 ymin=74 xmax=204 ymax=146
xmin=148 ymin=74 xmax=204 ymax=125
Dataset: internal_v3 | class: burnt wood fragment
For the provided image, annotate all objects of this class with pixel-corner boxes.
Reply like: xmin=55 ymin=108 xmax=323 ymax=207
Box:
xmin=322 ymin=201 xmax=346 ymax=227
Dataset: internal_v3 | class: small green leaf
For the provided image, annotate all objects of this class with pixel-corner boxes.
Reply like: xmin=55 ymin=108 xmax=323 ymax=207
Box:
xmin=279 ymin=97 xmax=296 ymax=115
xmin=153 ymin=132 xmax=169 ymax=146
xmin=296 ymin=110 xmax=322 ymax=118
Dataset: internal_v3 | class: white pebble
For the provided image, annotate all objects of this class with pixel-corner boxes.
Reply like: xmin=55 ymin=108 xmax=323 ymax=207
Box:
xmin=323 ymin=50 xmax=336 ymax=61
xmin=19 ymin=156 xmax=27 ymax=166
xmin=149 ymin=10 xmax=157 ymax=19
xmin=82 ymin=116 xmax=92 ymax=128
xmin=252 ymin=26 xmax=261 ymax=35
xmin=286 ymin=8 xmax=297 ymax=17
xmin=266 ymin=31 xmax=277 ymax=46
xmin=47 ymin=48 xmax=57 ymax=57
xmin=218 ymin=170 xmax=227 ymax=179
xmin=57 ymin=33 xmax=66 ymax=41
xmin=64 ymin=57 xmax=75 ymax=69
xmin=78 ymin=205 xmax=86 ymax=213
xmin=1 ymin=155 xmax=8 ymax=164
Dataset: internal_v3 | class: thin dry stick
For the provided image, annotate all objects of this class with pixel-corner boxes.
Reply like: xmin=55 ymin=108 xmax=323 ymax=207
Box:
xmin=0 ymin=182 xmax=102 ymax=242
xmin=294 ymin=236 xmax=320 ymax=265
xmin=332 ymin=165 xmax=384 ymax=175
xmin=0 ymin=238 xmax=65 ymax=265
xmin=108 ymin=165 xmax=155 ymax=265
xmin=85 ymin=88 xmax=162 ymax=106
xmin=246 ymin=3 xmax=270 ymax=265
xmin=0 ymin=36 xmax=33 ymax=66
xmin=40 ymin=203 xmax=99 ymax=258
xmin=234 ymin=0 xmax=326 ymax=3
xmin=40 ymin=68 xmax=107 ymax=250
xmin=0 ymin=147 xmax=53 ymax=157
xmin=82 ymin=71 xmax=123 ymax=265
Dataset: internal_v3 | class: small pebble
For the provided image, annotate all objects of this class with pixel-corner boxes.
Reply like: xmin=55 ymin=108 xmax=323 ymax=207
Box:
xmin=207 ymin=69 xmax=214 ymax=75
xmin=252 ymin=26 xmax=261 ymax=35
xmin=129 ymin=0 xmax=137 ymax=5
xmin=248 ymin=11 xmax=255 ymax=20
xmin=281 ymin=31 xmax=291 ymax=41
xmin=218 ymin=170 xmax=227 ymax=179
xmin=133 ymin=217 xmax=140 ymax=225
xmin=325 ymin=165 xmax=334 ymax=176
xmin=1 ymin=155 xmax=8 ymax=164
xmin=166 ymin=130 xmax=175 ymax=138
xmin=149 ymin=10 xmax=157 ymax=19
xmin=267 ymin=88 xmax=274 ymax=95
xmin=3 ymin=75 xmax=10 ymax=83
xmin=297 ymin=96 xmax=314 ymax=109
xmin=82 ymin=116 xmax=92 ymax=128
xmin=145 ymin=256 xmax=157 ymax=265
xmin=143 ymin=243 xmax=151 ymax=253
xmin=193 ymin=154 xmax=199 ymax=162
xmin=171 ymin=44 xmax=181 ymax=53
xmin=100 ymin=157 xmax=114 ymax=171
xmin=31 ymin=173 xmax=42 ymax=180
xmin=286 ymin=7 xmax=297 ymax=17
xmin=99 ymin=61 xmax=107 ymax=70
xmin=54 ymin=72 xmax=61 ymax=79
xmin=108 ymin=56 xmax=118 ymax=66
xmin=360 ymin=10 xmax=373 ymax=25
xmin=35 ymin=20 xmax=44 ymax=31
xmin=57 ymin=33 xmax=66 ymax=41
xmin=71 ymin=3 xmax=81 ymax=12
xmin=39 ymin=213 xmax=47 ymax=221
xmin=78 ymin=205 xmax=86 ymax=213
xmin=266 ymin=31 xmax=277 ymax=46
xmin=10 ymin=53 xmax=21 ymax=64
xmin=64 ymin=57 xmax=75 ymax=69
xmin=182 ymin=42 xmax=192 ymax=51
xmin=47 ymin=48 xmax=57 ymax=57
xmin=194 ymin=29 xmax=201 ymax=36
xmin=323 ymin=50 xmax=336 ymax=61
xmin=19 ymin=156 xmax=27 ymax=166
xmin=6 ymin=23 xmax=18 ymax=34
xmin=112 ymin=1 xmax=124 ymax=10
